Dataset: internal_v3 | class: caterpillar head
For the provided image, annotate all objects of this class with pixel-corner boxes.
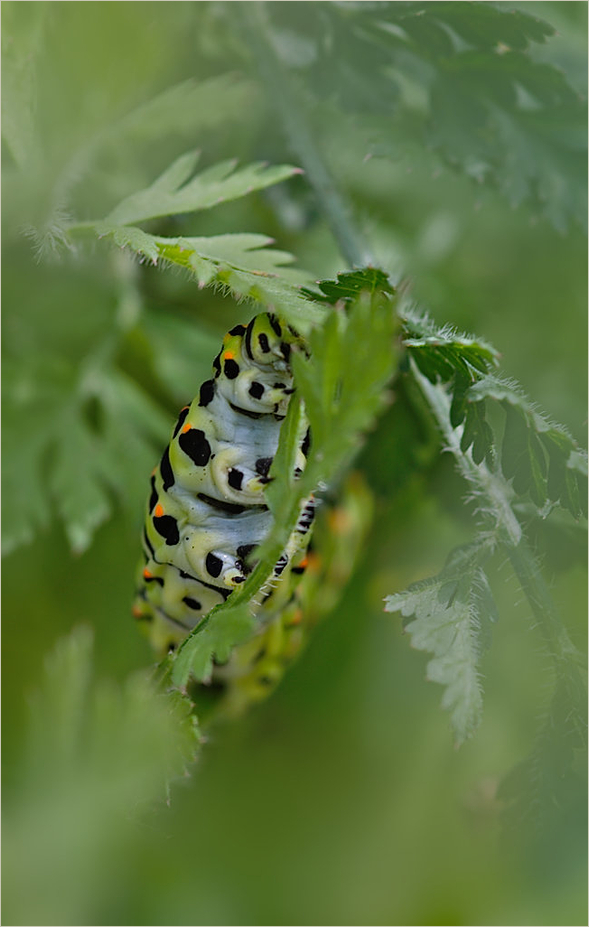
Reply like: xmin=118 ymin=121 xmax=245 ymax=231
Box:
xmin=241 ymin=313 xmax=303 ymax=370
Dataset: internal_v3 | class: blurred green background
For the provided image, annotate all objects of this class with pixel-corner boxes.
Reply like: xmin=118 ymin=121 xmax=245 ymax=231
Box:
xmin=2 ymin=3 xmax=586 ymax=925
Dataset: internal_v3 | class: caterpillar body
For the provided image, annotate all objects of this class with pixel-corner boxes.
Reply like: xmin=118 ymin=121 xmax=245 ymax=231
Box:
xmin=133 ymin=313 xmax=315 ymax=658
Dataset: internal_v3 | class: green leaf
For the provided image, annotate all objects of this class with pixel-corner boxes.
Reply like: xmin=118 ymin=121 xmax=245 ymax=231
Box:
xmin=49 ymin=406 xmax=112 ymax=555
xmin=4 ymin=627 xmax=198 ymax=923
xmin=301 ymin=267 xmax=395 ymax=303
xmin=469 ymin=375 xmax=587 ymax=518
xmin=293 ymin=281 xmax=400 ymax=489
xmin=385 ymin=542 xmax=494 ymax=745
xmin=105 ymin=152 xmax=302 ymax=226
xmin=172 ymin=602 xmax=255 ymax=687
xmin=81 ymin=223 xmax=323 ymax=331
xmin=402 ymin=307 xmax=499 ymax=386
xmin=1 ymin=2 xmax=48 ymax=167
xmin=266 ymin=2 xmax=585 ymax=229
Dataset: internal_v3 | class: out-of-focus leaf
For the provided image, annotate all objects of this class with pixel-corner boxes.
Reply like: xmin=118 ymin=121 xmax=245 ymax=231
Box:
xmin=106 ymin=153 xmax=302 ymax=226
xmin=4 ymin=626 xmax=198 ymax=925
xmin=385 ymin=542 xmax=495 ymax=745
xmin=265 ymin=1 xmax=586 ymax=229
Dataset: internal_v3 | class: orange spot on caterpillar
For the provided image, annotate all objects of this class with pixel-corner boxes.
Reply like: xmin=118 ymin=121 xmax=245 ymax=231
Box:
xmin=224 ymin=350 xmax=235 ymax=360
xmin=290 ymin=609 xmax=303 ymax=626
xmin=182 ymin=422 xmax=191 ymax=433
xmin=155 ymin=503 xmax=164 ymax=518
xmin=132 ymin=605 xmax=143 ymax=618
xmin=151 ymin=467 xmax=157 ymax=476
xmin=298 ymin=557 xmax=309 ymax=569
xmin=143 ymin=568 xmax=152 ymax=579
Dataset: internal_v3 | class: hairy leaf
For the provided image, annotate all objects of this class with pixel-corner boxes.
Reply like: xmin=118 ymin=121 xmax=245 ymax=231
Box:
xmin=468 ymin=376 xmax=588 ymax=518
xmin=78 ymin=223 xmax=322 ymax=330
xmin=385 ymin=542 xmax=495 ymax=744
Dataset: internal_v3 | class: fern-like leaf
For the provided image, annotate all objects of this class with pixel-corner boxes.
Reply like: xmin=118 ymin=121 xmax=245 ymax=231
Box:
xmin=105 ymin=152 xmax=302 ymax=226
xmin=385 ymin=542 xmax=495 ymax=745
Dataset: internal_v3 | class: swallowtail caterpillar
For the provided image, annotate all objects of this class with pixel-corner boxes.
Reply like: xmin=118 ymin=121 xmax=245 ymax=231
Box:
xmin=133 ymin=312 xmax=371 ymax=713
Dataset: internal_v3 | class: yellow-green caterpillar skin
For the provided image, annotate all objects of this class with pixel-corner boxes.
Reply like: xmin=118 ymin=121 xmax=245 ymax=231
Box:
xmin=133 ymin=313 xmax=313 ymax=656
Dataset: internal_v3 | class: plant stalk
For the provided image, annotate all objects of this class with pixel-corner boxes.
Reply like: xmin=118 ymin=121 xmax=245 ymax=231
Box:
xmin=235 ymin=1 xmax=371 ymax=270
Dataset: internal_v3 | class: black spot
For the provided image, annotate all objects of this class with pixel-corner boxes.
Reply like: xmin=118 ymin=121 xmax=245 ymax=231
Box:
xmin=229 ymin=324 xmax=246 ymax=336
xmin=197 ymin=493 xmax=247 ymax=515
xmin=258 ymin=333 xmax=270 ymax=353
xmin=273 ymin=382 xmax=286 ymax=389
xmin=229 ymin=402 xmax=264 ymax=420
xmin=199 ymin=379 xmax=215 ymax=407
xmin=172 ymin=406 xmax=189 ymax=438
xmin=234 ymin=576 xmax=245 ymax=584
xmin=236 ymin=544 xmax=257 ymax=573
xmin=212 ymin=351 xmax=222 ymax=376
xmin=255 ymin=457 xmax=273 ymax=477
xmin=280 ymin=341 xmax=291 ymax=361
xmin=179 ymin=428 xmax=211 ymax=467
xmin=292 ymin=564 xmax=306 ymax=575
xmin=294 ymin=467 xmax=302 ymax=477
xmin=228 ymin=468 xmax=244 ymax=491
xmin=167 ymin=642 xmax=176 ymax=653
xmin=268 ymin=314 xmax=282 ymax=338
xmin=160 ymin=446 xmax=175 ymax=491
xmin=301 ymin=427 xmax=311 ymax=458
xmin=149 ymin=476 xmax=158 ymax=513
xmin=144 ymin=573 xmax=164 ymax=587
xmin=249 ymin=381 xmax=265 ymax=400
xmin=224 ymin=358 xmax=239 ymax=379
xmin=153 ymin=514 xmax=180 ymax=546
xmin=178 ymin=569 xmax=232 ymax=599
xmin=182 ymin=596 xmax=202 ymax=611
xmin=206 ymin=552 xmax=223 ymax=578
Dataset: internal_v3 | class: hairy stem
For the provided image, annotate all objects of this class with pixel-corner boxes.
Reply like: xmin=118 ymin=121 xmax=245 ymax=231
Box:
xmin=235 ymin=1 xmax=371 ymax=270
xmin=415 ymin=367 xmax=583 ymax=667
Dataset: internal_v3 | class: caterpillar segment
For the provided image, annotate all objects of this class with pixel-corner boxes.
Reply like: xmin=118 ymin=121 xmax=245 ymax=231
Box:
xmin=195 ymin=472 xmax=374 ymax=719
xmin=133 ymin=313 xmax=313 ymax=658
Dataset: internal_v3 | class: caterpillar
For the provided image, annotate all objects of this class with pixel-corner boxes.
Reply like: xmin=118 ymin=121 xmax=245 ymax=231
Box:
xmin=133 ymin=312 xmax=315 ymax=659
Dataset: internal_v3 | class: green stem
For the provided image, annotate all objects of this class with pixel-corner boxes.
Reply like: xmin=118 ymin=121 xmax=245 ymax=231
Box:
xmin=506 ymin=539 xmax=584 ymax=667
xmin=236 ymin=1 xmax=371 ymax=270
xmin=414 ymin=366 xmax=583 ymax=667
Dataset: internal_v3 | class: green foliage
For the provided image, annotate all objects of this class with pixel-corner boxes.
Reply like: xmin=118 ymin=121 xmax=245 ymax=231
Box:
xmin=3 ymin=626 xmax=198 ymax=925
xmin=263 ymin=1 xmax=586 ymax=230
xmin=468 ymin=375 xmax=588 ymax=517
xmin=2 ymin=4 xmax=586 ymax=924
xmin=104 ymin=151 xmax=301 ymax=226
xmin=385 ymin=540 xmax=495 ymax=744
